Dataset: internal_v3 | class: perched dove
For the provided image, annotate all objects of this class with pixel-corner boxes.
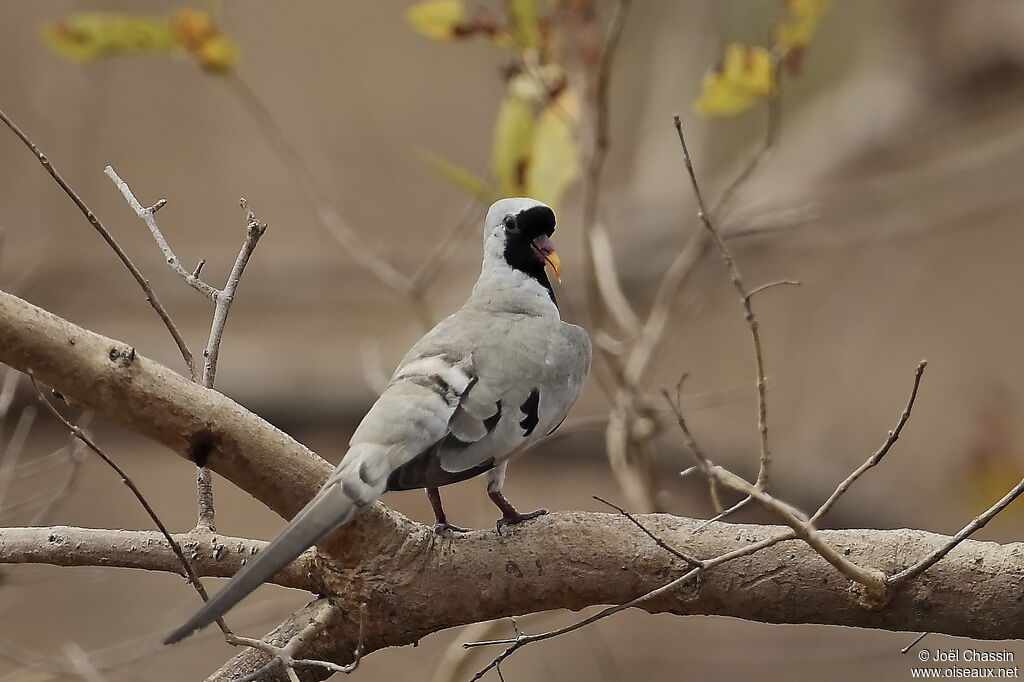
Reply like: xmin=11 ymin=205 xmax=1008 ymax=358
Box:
xmin=165 ymin=197 xmax=591 ymax=643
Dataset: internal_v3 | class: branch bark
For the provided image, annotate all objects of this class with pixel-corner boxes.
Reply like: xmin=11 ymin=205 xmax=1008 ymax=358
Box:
xmin=0 ymin=287 xmax=405 ymax=567
xmin=0 ymin=525 xmax=315 ymax=590
xmin=2 ymin=286 xmax=1023 ymax=681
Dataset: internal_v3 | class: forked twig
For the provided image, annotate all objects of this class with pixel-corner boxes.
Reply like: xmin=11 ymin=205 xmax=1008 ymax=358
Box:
xmin=105 ymin=167 xmax=268 ymax=532
xmin=227 ymin=601 xmax=366 ymax=680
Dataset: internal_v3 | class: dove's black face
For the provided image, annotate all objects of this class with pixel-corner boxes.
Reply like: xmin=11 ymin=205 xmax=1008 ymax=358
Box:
xmin=502 ymin=205 xmax=558 ymax=304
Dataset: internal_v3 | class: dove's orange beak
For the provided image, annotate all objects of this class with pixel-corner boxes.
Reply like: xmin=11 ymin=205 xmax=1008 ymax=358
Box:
xmin=531 ymin=235 xmax=562 ymax=282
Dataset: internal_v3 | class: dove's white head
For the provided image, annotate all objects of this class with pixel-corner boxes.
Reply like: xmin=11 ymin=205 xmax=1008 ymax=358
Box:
xmin=474 ymin=198 xmax=561 ymax=314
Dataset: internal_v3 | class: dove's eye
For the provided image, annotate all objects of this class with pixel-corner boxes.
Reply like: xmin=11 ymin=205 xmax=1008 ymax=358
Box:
xmin=503 ymin=215 xmax=520 ymax=234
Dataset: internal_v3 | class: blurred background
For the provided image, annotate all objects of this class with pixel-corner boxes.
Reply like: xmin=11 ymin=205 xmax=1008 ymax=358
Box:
xmin=3 ymin=0 xmax=1024 ymax=679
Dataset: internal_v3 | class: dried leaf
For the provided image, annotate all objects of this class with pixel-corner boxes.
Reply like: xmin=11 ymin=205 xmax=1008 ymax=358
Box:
xmin=774 ymin=0 xmax=832 ymax=51
xmin=492 ymin=91 xmax=536 ymax=195
xmin=40 ymin=13 xmax=177 ymax=62
xmin=694 ymin=43 xmax=776 ymax=118
xmin=405 ymin=0 xmax=467 ymax=41
xmin=193 ymin=33 xmax=239 ymax=72
xmin=170 ymin=7 xmax=216 ymax=49
xmin=420 ymin=151 xmax=500 ymax=204
xmin=526 ymin=89 xmax=579 ymax=213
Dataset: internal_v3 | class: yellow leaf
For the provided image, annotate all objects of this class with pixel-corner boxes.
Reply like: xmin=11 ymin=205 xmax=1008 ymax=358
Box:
xmin=405 ymin=0 xmax=466 ymax=41
xmin=420 ymin=151 xmax=500 ymax=204
xmin=39 ymin=13 xmax=177 ymax=62
xmin=775 ymin=0 xmax=832 ymax=50
xmin=694 ymin=43 xmax=776 ymax=118
xmin=526 ymin=89 xmax=579 ymax=213
xmin=491 ymin=91 xmax=536 ymax=196
xmin=192 ymin=33 xmax=238 ymax=71
xmin=170 ymin=7 xmax=216 ymax=49
xmin=507 ymin=0 xmax=540 ymax=50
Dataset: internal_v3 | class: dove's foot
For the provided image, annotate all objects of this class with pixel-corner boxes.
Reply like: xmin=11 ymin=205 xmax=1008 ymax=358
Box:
xmin=489 ymin=490 xmax=548 ymax=533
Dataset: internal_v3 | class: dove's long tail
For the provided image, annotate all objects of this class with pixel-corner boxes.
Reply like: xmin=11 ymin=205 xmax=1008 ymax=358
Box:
xmin=163 ymin=447 xmax=388 ymax=644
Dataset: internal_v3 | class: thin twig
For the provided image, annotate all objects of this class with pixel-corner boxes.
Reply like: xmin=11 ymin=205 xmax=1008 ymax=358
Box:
xmin=746 ymin=279 xmax=801 ymax=299
xmin=707 ymin=465 xmax=887 ymax=597
xmin=887 ymin=475 xmax=1024 ymax=588
xmin=196 ymin=201 xmax=267 ymax=531
xmin=810 ymin=361 xmax=927 ymax=524
xmin=664 ymin=381 xmax=888 ymax=596
xmin=227 ymin=601 xmax=366 ymax=678
xmin=203 ymin=199 xmax=267 ymax=388
xmin=0 ymin=109 xmax=197 ymax=379
xmin=622 ymin=75 xmax=783 ymax=396
xmin=28 ymin=375 xmax=232 ymax=638
xmin=901 ymin=632 xmax=930 ymax=655
xmin=593 ymin=496 xmax=704 ymax=567
xmin=104 ymin=166 xmax=219 ymax=299
xmin=673 ymin=114 xmax=775 ymax=492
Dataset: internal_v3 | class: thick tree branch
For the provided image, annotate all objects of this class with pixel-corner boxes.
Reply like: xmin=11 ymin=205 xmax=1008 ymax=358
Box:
xmin=3 ymin=286 xmax=1024 ymax=681
xmin=0 ymin=286 xmax=406 ymax=566
xmin=210 ymin=512 xmax=1024 ymax=681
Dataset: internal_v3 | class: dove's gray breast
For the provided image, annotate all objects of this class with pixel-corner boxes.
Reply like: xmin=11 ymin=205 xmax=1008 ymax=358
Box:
xmin=384 ymin=307 xmax=591 ymax=491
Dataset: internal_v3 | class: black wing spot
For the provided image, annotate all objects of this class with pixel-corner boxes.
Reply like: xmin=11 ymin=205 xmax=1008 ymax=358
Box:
xmin=483 ymin=402 xmax=503 ymax=433
xmin=386 ymin=442 xmax=495 ymax=491
xmin=519 ymin=389 xmax=540 ymax=437
xmin=407 ymin=374 xmax=459 ymax=406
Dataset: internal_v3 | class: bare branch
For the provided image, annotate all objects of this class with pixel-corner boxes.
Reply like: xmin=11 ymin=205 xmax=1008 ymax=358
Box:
xmin=707 ymin=464 xmax=887 ymax=599
xmin=0 ymin=108 xmax=197 ymax=379
xmin=593 ymin=495 xmax=703 ymax=567
xmin=104 ymin=166 xmax=219 ymax=300
xmin=673 ymin=114 xmax=778 ymax=492
xmin=226 ymin=601 xmax=365 ymax=679
xmin=105 ymin=165 xmax=269 ymax=533
xmin=745 ymin=279 xmax=801 ymax=299
xmin=810 ymin=361 xmax=928 ymax=524
xmin=887 ymin=475 xmax=1024 ymax=588
xmin=203 ymin=200 xmax=267 ymax=388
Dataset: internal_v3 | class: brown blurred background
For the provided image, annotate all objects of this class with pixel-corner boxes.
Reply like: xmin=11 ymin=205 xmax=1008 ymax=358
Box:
xmin=3 ymin=0 xmax=1024 ymax=680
